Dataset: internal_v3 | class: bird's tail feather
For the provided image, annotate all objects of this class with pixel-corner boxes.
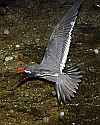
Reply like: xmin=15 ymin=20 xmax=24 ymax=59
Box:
xmin=43 ymin=67 xmax=82 ymax=104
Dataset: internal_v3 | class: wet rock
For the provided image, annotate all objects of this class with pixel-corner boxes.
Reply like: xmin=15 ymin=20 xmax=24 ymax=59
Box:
xmin=59 ymin=111 xmax=64 ymax=120
xmin=3 ymin=29 xmax=10 ymax=35
xmin=5 ymin=56 xmax=13 ymax=62
xmin=35 ymin=38 xmax=40 ymax=44
xmin=94 ymin=0 xmax=100 ymax=8
xmin=15 ymin=44 xmax=20 ymax=48
xmin=72 ymin=123 xmax=76 ymax=125
xmin=94 ymin=48 xmax=99 ymax=54
xmin=96 ymin=4 xmax=100 ymax=8
xmin=52 ymin=90 xmax=56 ymax=96
xmin=9 ymin=109 xmax=14 ymax=113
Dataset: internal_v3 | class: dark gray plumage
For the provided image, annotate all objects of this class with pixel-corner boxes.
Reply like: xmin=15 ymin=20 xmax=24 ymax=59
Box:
xmin=17 ymin=0 xmax=82 ymax=104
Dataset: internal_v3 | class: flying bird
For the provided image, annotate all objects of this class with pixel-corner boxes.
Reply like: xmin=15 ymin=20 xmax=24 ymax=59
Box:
xmin=15 ymin=0 xmax=82 ymax=104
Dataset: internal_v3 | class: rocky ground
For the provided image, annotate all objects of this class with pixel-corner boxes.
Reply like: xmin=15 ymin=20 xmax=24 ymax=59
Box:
xmin=0 ymin=0 xmax=100 ymax=125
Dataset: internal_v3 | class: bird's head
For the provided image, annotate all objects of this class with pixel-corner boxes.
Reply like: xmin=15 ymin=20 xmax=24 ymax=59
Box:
xmin=16 ymin=66 xmax=31 ymax=74
xmin=10 ymin=66 xmax=35 ymax=91
xmin=16 ymin=66 xmax=35 ymax=80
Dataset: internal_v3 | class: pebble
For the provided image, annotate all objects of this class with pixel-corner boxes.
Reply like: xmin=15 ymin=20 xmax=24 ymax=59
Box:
xmin=5 ymin=56 xmax=13 ymax=62
xmin=4 ymin=29 xmax=10 ymax=35
xmin=10 ymin=109 xmax=14 ymax=113
xmin=8 ymin=122 xmax=12 ymax=125
xmin=89 ymin=48 xmax=93 ymax=51
xmin=94 ymin=49 xmax=99 ymax=54
xmin=94 ymin=0 xmax=100 ymax=8
xmin=33 ymin=27 xmax=37 ymax=31
xmin=72 ymin=123 xmax=75 ymax=125
xmin=16 ymin=44 xmax=20 ymax=48
xmin=96 ymin=4 xmax=100 ymax=7
xmin=68 ymin=58 xmax=71 ymax=62
xmin=59 ymin=111 xmax=64 ymax=119
xmin=52 ymin=90 xmax=56 ymax=96
xmin=35 ymin=38 xmax=40 ymax=43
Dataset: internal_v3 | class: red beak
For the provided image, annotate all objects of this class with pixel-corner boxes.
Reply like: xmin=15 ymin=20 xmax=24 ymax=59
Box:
xmin=16 ymin=67 xmax=25 ymax=73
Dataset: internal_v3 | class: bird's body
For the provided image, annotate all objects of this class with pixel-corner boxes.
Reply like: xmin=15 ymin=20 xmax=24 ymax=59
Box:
xmin=16 ymin=0 xmax=83 ymax=104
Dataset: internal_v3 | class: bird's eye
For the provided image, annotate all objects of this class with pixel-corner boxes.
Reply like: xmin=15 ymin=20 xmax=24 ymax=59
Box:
xmin=24 ymin=70 xmax=32 ymax=74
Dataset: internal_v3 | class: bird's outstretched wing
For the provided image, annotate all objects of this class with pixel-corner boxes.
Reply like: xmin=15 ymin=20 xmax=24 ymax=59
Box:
xmin=40 ymin=0 xmax=82 ymax=72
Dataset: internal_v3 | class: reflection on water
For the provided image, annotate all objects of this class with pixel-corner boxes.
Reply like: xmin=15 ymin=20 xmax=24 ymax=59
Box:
xmin=0 ymin=0 xmax=100 ymax=124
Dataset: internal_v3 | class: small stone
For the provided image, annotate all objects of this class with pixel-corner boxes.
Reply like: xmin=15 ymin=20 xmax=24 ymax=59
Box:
xmin=4 ymin=29 xmax=10 ymax=35
xmin=33 ymin=27 xmax=36 ymax=30
xmin=16 ymin=44 xmax=20 ymax=48
xmin=5 ymin=56 xmax=13 ymax=62
xmin=59 ymin=112 xmax=64 ymax=119
xmin=52 ymin=91 xmax=56 ymax=96
xmin=31 ymin=61 xmax=35 ymax=64
xmin=14 ymin=105 xmax=17 ymax=107
xmin=72 ymin=123 xmax=75 ymax=125
xmin=35 ymin=38 xmax=40 ymax=43
xmin=6 ymin=113 xmax=9 ymax=116
xmin=41 ymin=102 xmax=44 ymax=104
xmin=10 ymin=109 xmax=14 ymax=113
xmin=96 ymin=4 xmax=100 ymax=7
xmin=8 ymin=122 xmax=12 ymax=125
xmin=25 ymin=93 xmax=29 ymax=97
xmin=89 ymin=48 xmax=93 ymax=51
xmin=94 ymin=49 xmax=99 ymax=54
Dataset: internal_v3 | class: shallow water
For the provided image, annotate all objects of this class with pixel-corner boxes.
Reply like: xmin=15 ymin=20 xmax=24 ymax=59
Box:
xmin=0 ymin=0 xmax=100 ymax=125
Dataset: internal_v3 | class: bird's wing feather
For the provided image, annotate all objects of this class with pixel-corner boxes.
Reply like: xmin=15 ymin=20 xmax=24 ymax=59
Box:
xmin=40 ymin=0 xmax=81 ymax=72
